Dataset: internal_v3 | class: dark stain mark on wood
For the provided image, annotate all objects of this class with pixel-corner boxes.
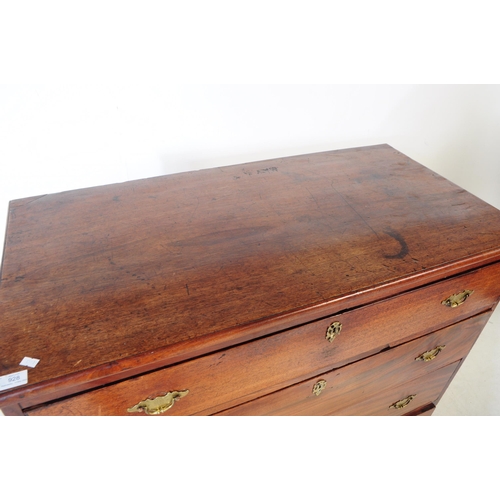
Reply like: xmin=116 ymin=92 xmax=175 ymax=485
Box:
xmin=243 ymin=167 xmax=278 ymax=176
xmin=185 ymin=284 xmax=190 ymax=296
xmin=383 ymin=229 xmax=409 ymax=259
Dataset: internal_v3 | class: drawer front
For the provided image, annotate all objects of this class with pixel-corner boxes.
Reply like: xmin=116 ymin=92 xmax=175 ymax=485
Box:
xmin=216 ymin=311 xmax=490 ymax=416
xmin=26 ymin=263 xmax=499 ymax=416
xmin=330 ymin=361 xmax=459 ymax=416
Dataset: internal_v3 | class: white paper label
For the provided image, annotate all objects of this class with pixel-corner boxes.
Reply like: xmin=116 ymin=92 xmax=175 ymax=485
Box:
xmin=0 ymin=370 xmax=28 ymax=391
xmin=20 ymin=356 xmax=40 ymax=368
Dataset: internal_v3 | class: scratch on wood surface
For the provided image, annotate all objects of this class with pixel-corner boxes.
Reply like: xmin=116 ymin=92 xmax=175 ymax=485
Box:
xmin=190 ymin=197 xmax=200 ymax=220
xmin=304 ymin=186 xmax=321 ymax=211
xmin=25 ymin=194 xmax=49 ymax=206
xmin=330 ymin=181 xmax=380 ymax=239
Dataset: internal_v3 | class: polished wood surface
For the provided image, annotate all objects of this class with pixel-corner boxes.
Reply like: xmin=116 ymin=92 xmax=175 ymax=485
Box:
xmin=1 ymin=144 xmax=500 ymax=414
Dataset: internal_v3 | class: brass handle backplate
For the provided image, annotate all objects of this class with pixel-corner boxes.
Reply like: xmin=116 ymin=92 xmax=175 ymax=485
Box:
xmin=326 ymin=321 xmax=342 ymax=342
xmin=312 ymin=380 xmax=327 ymax=396
xmin=389 ymin=394 xmax=416 ymax=410
xmin=415 ymin=345 xmax=446 ymax=362
xmin=442 ymin=290 xmax=474 ymax=308
xmin=127 ymin=389 xmax=189 ymax=415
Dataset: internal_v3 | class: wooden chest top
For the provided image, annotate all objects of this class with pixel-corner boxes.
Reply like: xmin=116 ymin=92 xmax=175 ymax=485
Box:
xmin=1 ymin=144 xmax=500 ymax=398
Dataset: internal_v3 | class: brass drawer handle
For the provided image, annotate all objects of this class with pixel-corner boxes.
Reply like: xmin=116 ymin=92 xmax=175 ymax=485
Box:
xmin=312 ymin=380 xmax=327 ymax=396
xmin=442 ymin=289 xmax=474 ymax=308
xmin=415 ymin=345 xmax=446 ymax=362
xmin=326 ymin=321 xmax=342 ymax=342
xmin=127 ymin=389 xmax=189 ymax=415
xmin=389 ymin=394 xmax=416 ymax=410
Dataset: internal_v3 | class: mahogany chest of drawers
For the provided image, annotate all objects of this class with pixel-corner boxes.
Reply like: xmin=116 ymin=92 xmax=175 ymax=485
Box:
xmin=1 ymin=144 xmax=500 ymax=416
